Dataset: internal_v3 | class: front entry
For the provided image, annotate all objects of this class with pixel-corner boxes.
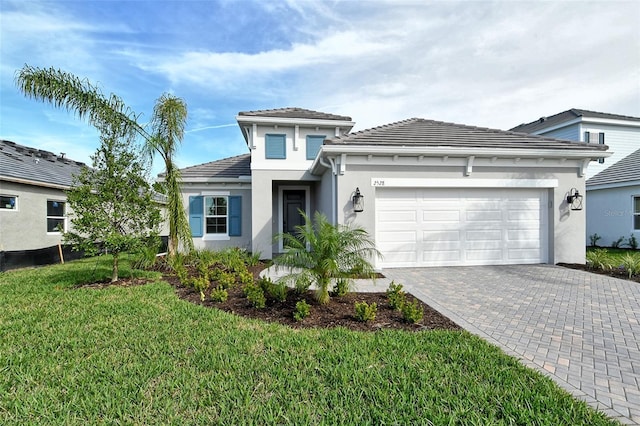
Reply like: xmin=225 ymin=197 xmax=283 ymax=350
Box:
xmin=283 ymin=189 xmax=306 ymax=234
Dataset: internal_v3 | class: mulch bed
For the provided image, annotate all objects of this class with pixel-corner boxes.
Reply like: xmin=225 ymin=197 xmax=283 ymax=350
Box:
xmin=557 ymin=263 xmax=640 ymax=284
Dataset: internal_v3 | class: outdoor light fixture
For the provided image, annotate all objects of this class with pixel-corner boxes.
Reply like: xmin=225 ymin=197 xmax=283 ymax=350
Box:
xmin=566 ymin=188 xmax=583 ymax=211
xmin=352 ymin=187 xmax=364 ymax=212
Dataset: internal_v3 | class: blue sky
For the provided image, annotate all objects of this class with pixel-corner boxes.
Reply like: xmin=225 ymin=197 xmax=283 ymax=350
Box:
xmin=1 ymin=0 xmax=639 ymax=177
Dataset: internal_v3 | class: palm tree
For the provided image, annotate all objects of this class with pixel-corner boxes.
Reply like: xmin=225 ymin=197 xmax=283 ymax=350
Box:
xmin=15 ymin=65 xmax=193 ymax=257
xmin=274 ymin=211 xmax=380 ymax=304
xmin=146 ymin=94 xmax=194 ymax=256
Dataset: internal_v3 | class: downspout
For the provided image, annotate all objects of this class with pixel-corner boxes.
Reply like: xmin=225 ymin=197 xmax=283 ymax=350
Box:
xmin=319 ymin=156 xmax=338 ymax=224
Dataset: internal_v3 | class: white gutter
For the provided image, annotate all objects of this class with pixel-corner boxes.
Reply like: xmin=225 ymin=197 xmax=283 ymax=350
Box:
xmin=318 ymin=156 xmax=338 ymax=224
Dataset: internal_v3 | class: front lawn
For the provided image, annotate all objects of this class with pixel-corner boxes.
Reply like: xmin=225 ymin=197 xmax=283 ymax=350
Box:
xmin=0 ymin=257 xmax=617 ymax=425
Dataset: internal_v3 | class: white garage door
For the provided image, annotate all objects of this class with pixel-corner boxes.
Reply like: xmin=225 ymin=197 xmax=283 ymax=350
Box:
xmin=376 ymin=188 xmax=548 ymax=268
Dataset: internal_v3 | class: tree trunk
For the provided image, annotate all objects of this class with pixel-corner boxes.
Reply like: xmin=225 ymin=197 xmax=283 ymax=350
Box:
xmin=112 ymin=253 xmax=119 ymax=282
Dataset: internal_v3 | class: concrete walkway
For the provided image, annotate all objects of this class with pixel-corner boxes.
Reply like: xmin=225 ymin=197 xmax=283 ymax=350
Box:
xmin=382 ymin=265 xmax=640 ymax=425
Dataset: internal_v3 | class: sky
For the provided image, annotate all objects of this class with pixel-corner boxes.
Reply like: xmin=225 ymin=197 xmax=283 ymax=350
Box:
xmin=1 ymin=0 xmax=639 ymax=177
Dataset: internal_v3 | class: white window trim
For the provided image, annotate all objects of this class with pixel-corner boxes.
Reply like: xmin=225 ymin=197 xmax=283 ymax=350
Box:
xmin=46 ymin=200 xmax=67 ymax=235
xmin=202 ymin=193 xmax=231 ymax=240
xmin=0 ymin=194 xmax=18 ymax=211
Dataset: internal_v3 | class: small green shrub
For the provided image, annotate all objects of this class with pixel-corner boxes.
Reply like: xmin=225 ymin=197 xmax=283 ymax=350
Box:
xmin=131 ymin=238 xmax=161 ymax=270
xmin=294 ymin=275 xmax=312 ymax=294
xmin=588 ymin=233 xmax=602 ymax=247
xmin=586 ymin=248 xmax=613 ymax=271
xmin=244 ymin=283 xmax=266 ymax=308
xmin=620 ymin=252 xmax=640 ymax=278
xmin=238 ymin=271 xmax=254 ymax=286
xmin=612 ymin=236 xmax=625 ymax=249
xmin=258 ymin=277 xmax=287 ymax=302
xmin=217 ymin=271 xmax=237 ymax=289
xmin=354 ymin=301 xmax=377 ymax=322
xmin=210 ymin=286 xmax=228 ymax=303
xmin=332 ymin=278 xmax=349 ymax=297
xmin=401 ymin=298 xmax=424 ymax=324
xmin=193 ymin=276 xmax=210 ymax=302
xmin=386 ymin=281 xmax=406 ymax=310
xmin=293 ymin=300 xmax=311 ymax=322
xmin=627 ymin=234 xmax=638 ymax=250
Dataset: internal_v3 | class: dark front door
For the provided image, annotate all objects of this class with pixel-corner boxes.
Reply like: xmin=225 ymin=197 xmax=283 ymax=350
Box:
xmin=283 ymin=190 xmax=306 ymax=234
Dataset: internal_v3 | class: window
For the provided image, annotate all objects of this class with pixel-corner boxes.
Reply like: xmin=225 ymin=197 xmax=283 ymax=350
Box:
xmin=634 ymin=196 xmax=640 ymax=231
xmin=0 ymin=195 xmax=17 ymax=210
xmin=47 ymin=200 xmax=66 ymax=233
xmin=585 ymin=131 xmax=605 ymax=163
xmin=306 ymin=135 xmax=326 ymax=160
xmin=205 ymin=196 xmax=227 ymax=234
xmin=265 ymin=134 xmax=286 ymax=159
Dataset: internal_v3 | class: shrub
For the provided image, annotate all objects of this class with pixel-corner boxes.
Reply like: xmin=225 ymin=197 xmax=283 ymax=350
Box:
xmin=293 ymin=300 xmax=311 ymax=322
xmin=210 ymin=286 xmax=228 ymax=303
xmin=620 ymin=252 xmax=640 ymax=278
xmin=332 ymin=278 xmax=350 ymax=297
xmin=612 ymin=236 xmax=625 ymax=249
xmin=588 ymin=233 xmax=602 ymax=247
xmin=354 ymin=301 xmax=377 ymax=322
xmin=258 ymin=277 xmax=287 ymax=302
xmin=193 ymin=277 xmax=210 ymax=302
xmin=401 ymin=299 xmax=424 ymax=324
xmin=627 ymin=234 xmax=638 ymax=250
xmin=294 ymin=275 xmax=312 ymax=294
xmin=217 ymin=271 xmax=237 ymax=289
xmin=244 ymin=283 xmax=266 ymax=308
xmin=386 ymin=281 xmax=406 ymax=310
xmin=238 ymin=271 xmax=254 ymax=286
xmin=586 ymin=249 xmax=613 ymax=271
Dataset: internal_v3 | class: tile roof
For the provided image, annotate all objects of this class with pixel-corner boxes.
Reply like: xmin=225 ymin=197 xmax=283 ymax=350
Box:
xmin=324 ymin=118 xmax=608 ymax=151
xmin=237 ymin=107 xmax=352 ymax=122
xmin=175 ymin=153 xmax=251 ymax=179
xmin=587 ymin=147 xmax=640 ymax=187
xmin=0 ymin=140 xmax=87 ymax=188
xmin=510 ymin=108 xmax=640 ymax=134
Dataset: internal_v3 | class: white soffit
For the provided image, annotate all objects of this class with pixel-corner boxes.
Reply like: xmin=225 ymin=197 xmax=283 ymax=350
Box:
xmin=370 ymin=178 xmax=559 ymax=188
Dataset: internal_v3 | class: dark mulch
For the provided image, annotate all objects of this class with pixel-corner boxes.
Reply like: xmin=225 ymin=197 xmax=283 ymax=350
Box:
xmin=557 ymin=263 xmax=640 ymax=284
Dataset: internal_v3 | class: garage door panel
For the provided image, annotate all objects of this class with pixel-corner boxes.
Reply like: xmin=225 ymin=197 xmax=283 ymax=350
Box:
xmin=376 ymin=187 xmax=548 ymax=268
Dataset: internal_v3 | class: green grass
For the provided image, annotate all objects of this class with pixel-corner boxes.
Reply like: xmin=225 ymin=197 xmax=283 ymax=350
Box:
xmin=0 ymin=257 xmax=617 ymax=425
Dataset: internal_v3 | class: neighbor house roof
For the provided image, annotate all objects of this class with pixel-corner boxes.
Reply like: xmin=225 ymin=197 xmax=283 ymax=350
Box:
xmin=587 ymin=147 xmax=640 ymax=187
xmin=510 ymin=108 xmax=640 ymax=134
xmin=173 ymin=154 xmax=251 ymax=180
xmin=324 ymin=118 xmax=609 ymax=151
xmin=0 ymin=140 xmax=86 ymax=189
xmin=237 ymin=107 xmax=351 ymax=122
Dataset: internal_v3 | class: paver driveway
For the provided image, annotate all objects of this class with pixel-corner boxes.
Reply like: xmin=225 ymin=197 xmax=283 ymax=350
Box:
xmin=384 ymin=264 xmax=640 ymax=425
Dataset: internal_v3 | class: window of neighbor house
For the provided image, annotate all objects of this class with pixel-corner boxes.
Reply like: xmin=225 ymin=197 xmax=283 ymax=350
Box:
xmin=205 ymin=196 xmax=228 ymax=234
xmin=47 ymin=200 xmax=66 ymax=233
xmin=306 ymin=135 xmax=326 ymax=160
xmin=584 ymin=131 xmax=606 ymax=164
xmin=634 ymin=196 xmax=640 ymax=231
xmin=265 ymin=134 xmax=286 ymax=159
xmin=0 ymin=195 xmax=17 ymax=210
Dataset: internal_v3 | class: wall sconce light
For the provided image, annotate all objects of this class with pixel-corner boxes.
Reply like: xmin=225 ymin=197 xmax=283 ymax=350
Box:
xmin=566 ymin=188 xmax=583 ymax=211
xmin=352 ymin=187 xmax=364 ymax=212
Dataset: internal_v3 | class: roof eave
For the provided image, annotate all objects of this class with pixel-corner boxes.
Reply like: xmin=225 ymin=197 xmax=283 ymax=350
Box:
xmin=236 ymin=115 xmax=355 ymax=129
xmin=0 ymin=175 xmax=71 ymax=190
xmin=587 ymin=180 xmax=640 ymax=191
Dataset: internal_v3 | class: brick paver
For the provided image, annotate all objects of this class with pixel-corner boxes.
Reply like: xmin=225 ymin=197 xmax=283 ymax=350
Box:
xmin=383 ymin=264 xmax=640 ymax=425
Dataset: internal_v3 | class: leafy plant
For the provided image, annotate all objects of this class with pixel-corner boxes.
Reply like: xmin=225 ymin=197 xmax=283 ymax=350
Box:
xmin=238 ymin=271 xmax=255 ymax=286
xmin=627 ymin=234 xmax=638 ymax=250
xmin=244 ymin=282 xmax=266 ymax=308
xmin=258 ymin=277 xmax=288 ymax=302
xmin=354 ymin=301 xmax=377 ymax=322
xmin=588 ymin=233 xmax=602 ymax=247
xmin=332 ymin=278 xmax=350 ymax=297
xmin=274 ymin=211 xmax=380 ymax=304
xmin=386 ymin=281 xmax=406 ymax=310
xmin=586 ymin=249 xmax=613 ymax=271
xmin=293 ymin=300 xmax=311 ymax=322
xmin=217 ymin=271 xmax=237 ymax=289
xmin=620 ymin=252 xmax=640 ymax=278
xmin=193 ymin=277 xmax=210 ymax=302
xmin=131 ymin=237 xmax=162 ymax=271
xmin=401 ymin=299 xmax=424 ymax=324
xmin=611 ymin=236 xmax=625 ymax=249
xmin=210 ymin=286 xmax=228 ymax=303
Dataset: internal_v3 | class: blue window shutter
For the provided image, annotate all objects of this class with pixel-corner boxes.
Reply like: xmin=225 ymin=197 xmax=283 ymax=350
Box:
xmin=228 ymin=196 xmax=242 ymax=237
xmin=265 ymin=134 xmax=286 ymax=159
xmin=306 ymin=135 xmax=326 ymax=160
xmin=189 ymin=196 xmax=203 ymax=237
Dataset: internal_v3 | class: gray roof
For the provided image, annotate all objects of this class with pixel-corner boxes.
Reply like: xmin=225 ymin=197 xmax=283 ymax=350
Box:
xmin=0 ymin=140 xmax=87 ymax=188
xmin=238 ymin=107 xmax=352 ymax=122
xmin=587 ymin=147 xmax=640 ymax=187
xmin=325 ymin=118 xmax=608 ymax=151
xmin=510 ymin=108 xmax=640 ymax=134
xmin=176 ymin=153 xmax=251 ymax=179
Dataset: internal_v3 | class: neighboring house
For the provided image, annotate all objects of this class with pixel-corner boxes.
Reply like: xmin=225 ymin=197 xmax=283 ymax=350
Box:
xmin=0 ymin=140 xmax=86 ymax=270
xmin=510 ymin=108 xmax=640 ymax=179
xmin=177 ymin=107 xmax=609 ymax=269
xmin=585 ymin=148 xmax=640 ymax=247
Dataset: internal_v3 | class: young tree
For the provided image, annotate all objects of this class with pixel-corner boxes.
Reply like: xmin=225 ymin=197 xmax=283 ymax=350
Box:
xmin=64 ymin=125 xmax=161 ymax=282
xmin=274 ymin=211 xmax=380 ymax=304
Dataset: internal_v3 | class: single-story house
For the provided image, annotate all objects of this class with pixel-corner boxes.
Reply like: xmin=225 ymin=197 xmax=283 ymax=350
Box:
xmin=585 ymin=147 xmax=640 ymax=247
xmin=0 ymin=140 xmax=86 ymax=270
xmin=177 ymin=108 xmax=610 ymax=269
